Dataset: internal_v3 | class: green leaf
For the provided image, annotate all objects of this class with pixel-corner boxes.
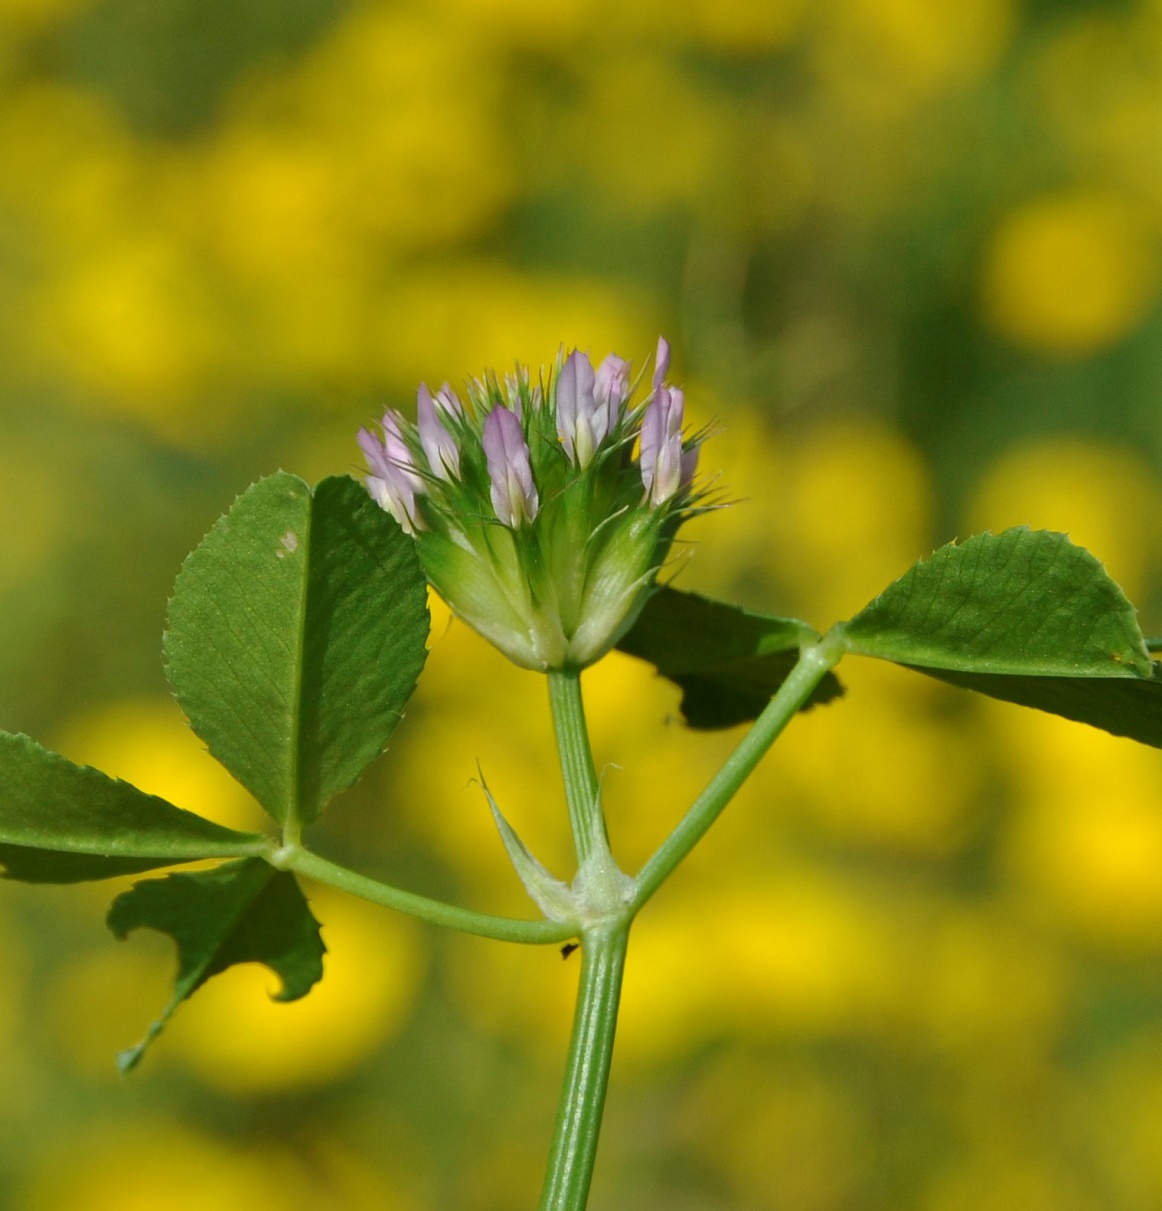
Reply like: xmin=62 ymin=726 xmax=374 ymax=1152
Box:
xmin=107 ymin=857 xmax=325 ymax=1073
xmin=616 ymin=587 xmax=844 ymax=729
xmin=843 ymin=528 xmax=1162 ymax=747
xmin=0 ymin=732 xmax=266 ymax=883
xmin=844 ymin=528 xmax=1152 ymax=676
xmin=164 ymin=473 xmax=430 ymax=827
xmin=908 ymin=667 xmax=1162 ymax=747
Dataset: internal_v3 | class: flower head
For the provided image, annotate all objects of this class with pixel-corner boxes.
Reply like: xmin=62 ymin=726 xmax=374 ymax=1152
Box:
xmin=358 ymin=340 xmax=707 ymax=670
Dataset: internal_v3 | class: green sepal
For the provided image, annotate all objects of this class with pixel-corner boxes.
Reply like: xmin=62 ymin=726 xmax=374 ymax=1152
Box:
xmin=0 ymin=732 xmax=265 ymax=883
xmin=616 ymin=587 xmax=844 ymax=728
xmin=107 ymin=856 xmax=325 ymax=1073
xmin=164 ymin=472 xmax=430 ymax=828
xmin=844 ymin=528 xmax=1162 ymax=747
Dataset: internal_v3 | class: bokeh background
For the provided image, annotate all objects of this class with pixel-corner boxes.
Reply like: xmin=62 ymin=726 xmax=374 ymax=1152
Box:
xmin=3 ymin=0 xmax=1162 ymax=1206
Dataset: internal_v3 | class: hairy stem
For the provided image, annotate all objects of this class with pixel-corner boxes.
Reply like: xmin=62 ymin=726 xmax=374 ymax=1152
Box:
xmin=538 ymin=923 xmax=630 ymax=1211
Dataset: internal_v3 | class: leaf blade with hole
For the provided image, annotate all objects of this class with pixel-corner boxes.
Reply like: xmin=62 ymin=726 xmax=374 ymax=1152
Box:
xmin=107 ymin=857 xmax=325 ymax=1072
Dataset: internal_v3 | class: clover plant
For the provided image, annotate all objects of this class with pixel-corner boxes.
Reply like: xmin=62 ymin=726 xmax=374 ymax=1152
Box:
xmin=3 ymin=341 xmax=1161 ymax=1210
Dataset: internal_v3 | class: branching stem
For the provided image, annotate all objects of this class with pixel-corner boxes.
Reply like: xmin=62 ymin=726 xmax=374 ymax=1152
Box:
xmin=535 ymin=641 xmax=843 ymax=1209
xmin=280 ymin=846 xmax=575 ymax=945
xmin=631 ymin=640 xmax=842 ymax=910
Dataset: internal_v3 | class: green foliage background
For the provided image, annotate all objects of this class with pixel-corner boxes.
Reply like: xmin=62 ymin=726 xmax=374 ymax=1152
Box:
xmin=3 ymin=0 xmax=1162 ymax=1207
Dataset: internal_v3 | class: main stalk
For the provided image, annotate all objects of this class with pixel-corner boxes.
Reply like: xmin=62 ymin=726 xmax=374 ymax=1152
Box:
xmin=537 ymin=923 xmax=630 ymax=1211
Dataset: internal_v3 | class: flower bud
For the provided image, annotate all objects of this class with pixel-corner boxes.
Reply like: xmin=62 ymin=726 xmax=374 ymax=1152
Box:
xmin=593 ymin=353 xmax=630 ymax=433
xmin=483 ymin=405 xmax=539 ymax=527
xmin=640 ymin=385 xmax=686 ymax=506
xmin=359 ymin=411 xmax=425 ymax=535
xmin=416 ymin=384 xmax=461 ymax=482
xmin=556 ymin=350 xmax=599 ymax=468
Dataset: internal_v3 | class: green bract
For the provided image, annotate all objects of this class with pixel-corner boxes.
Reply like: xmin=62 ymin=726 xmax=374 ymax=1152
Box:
xmin=357 ymin=341 xmax=707 ymax=671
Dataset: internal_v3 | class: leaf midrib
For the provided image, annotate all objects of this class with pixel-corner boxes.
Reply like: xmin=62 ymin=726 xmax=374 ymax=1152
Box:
xmin=285 ymin=498 xmax=315 ymax=839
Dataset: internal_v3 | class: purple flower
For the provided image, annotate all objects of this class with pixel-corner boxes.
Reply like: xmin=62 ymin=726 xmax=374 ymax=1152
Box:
xmin=483 ymin=405 xmax=539 ymax=527
xmin=556 ymin=350 xmax=597 ymax=467
xmin=557 ymin=350 xmax=630 ymax=468
xmin=417 ymin=383 xmax=461 ymax=481
xmin=359 ymin=410 xmax=425 ymax=534
xmin=639 ymin=385 xmax=695 ymax=506
xmin=593 ymin=353 xmax=630 ymax=429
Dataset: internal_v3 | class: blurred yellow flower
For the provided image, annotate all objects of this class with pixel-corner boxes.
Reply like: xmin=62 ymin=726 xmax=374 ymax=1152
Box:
xmin=618 ymin=874 xmax=902 ymax=1065
xmin=925 ymin=1157 xmax=1096 ymax=1211
xmin=0 ymin=85 xmax=135 ymax=242
xmin=817 ymin=0 xmax=1014 ymax=113
xmin=394 ymin=613 xmax=570 ymax=908
xmin=34 ymin=234 xmax=225 ymax=411
xmin=587 ymin=0 xmax=807 ymax=51
xmin=19 ymin=1121 xmax=415 ymax=1211
xmin=199 ymin=133 xmax=350 ymax=282
xmin=203 ymin=7 xmax=511 ymax=261
xmin=967 ymin=437 xmax=1162 ymax=606
xmin=369 ymin=263 xmax=653 ymax=400
xmin=435 ymin=0 xmax=590 ymax=46
xmin=762 ymin=659 xmax=980 ymax=856
xmin=672 ymin=0 xmax=808 ymax=54
xmin=1089 ymin=1036 xmax=1162 ymax=1205
xmin=52 ymin=697 xmax=266 ymax=833
xmin=1036 ymin=14 xmax=1162 ymax=211
xmin=684 ymin=1054 xmax=864 ymax=1210
xmin=980 ymin=191 xmax=1159 ymax=358
xmin=568 ymin=55 xmax=730 ymax=215
xmin=445 ymin=931 xmax=577 ymax=1058
xmin=0 ymin=436 xmax=68 ymax=591
xmin=912 ymin=908 xmax=1065 ymax=1053
xmin=0 ymin=912 xmax=31 ymax=1113
xmin=581 ymin=651 xmax=736 ymax=873
xmin=0 ymin=0 xmax=91 ymax=31
xmin=20 ymin=1125 xmax=292 ymax=1211
xmin=710 ymin=419 xmax=931 ymax=626
xmin=996 ymin=706 xmax=1162 ymax=951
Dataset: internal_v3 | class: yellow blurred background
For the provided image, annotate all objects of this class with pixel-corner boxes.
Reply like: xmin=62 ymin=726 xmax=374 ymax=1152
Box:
xmin=3 ymin=0 xmax=1162 ymax=1206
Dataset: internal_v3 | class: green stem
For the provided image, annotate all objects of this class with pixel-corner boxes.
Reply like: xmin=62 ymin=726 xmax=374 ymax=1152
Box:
xmin=281 ymin=847 xmax=575 ymax=945
xmin=535 ymin=643 xmax=839 ymax=1208
xmin=538 ymin=923 xmax=630 ymax=1211
xmin=548 ymin=669 xmax=603 ymax=865
xmin=631 ymin=640 xmax=840 ymax=912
